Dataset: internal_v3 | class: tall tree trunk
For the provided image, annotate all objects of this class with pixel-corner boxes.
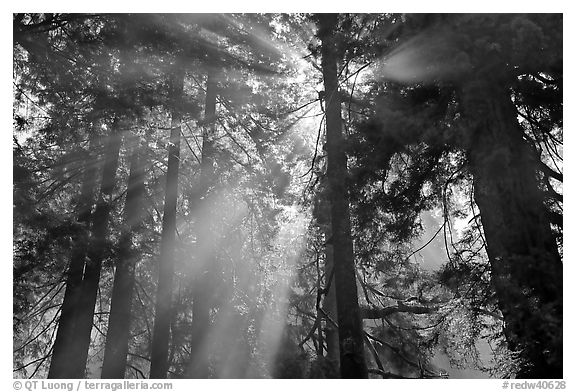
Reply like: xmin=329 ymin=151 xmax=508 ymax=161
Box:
xmin=48 ymin=141 xmax=98 ymax=379
xmin=464 ymin=80 xmax=563 ymax=378
xmin=318 ymin=13 xmax=368 ymax=379
xmin=188 ymin=71 xmax=218 ymax=378
xmin=149 ymin=63 xmax=185 ymax=379
xmin=101 ymin=133 xmax=146 ymax=378
xmin=66 ymin=127 xmax=122 ymax=378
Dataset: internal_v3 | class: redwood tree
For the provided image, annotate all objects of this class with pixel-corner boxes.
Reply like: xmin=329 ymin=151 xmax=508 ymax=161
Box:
xmin=47 ymin=139 xmax=98 ymax=379
xmin=69 ymin=127 xmax=123 ymax=378
xmin=101 ymin=132 xmax=146 ymax=378
xmin=464 ymin=78 xmax=563 ymax=378
xmin=149 ymin=60 xmax=186 ymax=379
xmin=318 ymin=13 xmax=368 ymax=379
xmin=187 ymin=70 xmax=218 ymax=378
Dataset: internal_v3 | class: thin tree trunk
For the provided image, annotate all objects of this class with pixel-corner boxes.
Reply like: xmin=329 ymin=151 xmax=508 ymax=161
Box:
xmin=48 ymin=141 xmax=98 ymax=379
xmin=318 ymin=13 xmax=368 ymax=379
xmin=101 ymin=133 xmax=146 ymax=378
xmin=465 ymin=80 xmax=563 ymax=378
xmin=188 ymin=70 xmax=218 ymax=378
xmin=67 ymin=127 xmax=122 ymax=378
xmin=149 ymin=63 xmax=185 ymax=379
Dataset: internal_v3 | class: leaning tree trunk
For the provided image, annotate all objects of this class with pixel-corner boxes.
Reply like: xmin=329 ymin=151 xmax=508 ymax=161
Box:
xmin=188 ymin=70 xmax=218 ymax=378
xmin=318 ymin=13 xmax=368 ymax=379
xmin=149 ymin=62 xmax=185 ymax=379
xmin=101 ymin=132 xmax=146 ymax=378
xmin=48 ymin=139 xmax=98 ymax=379
xmin=66 ymin=127 xmax=122 ymax=378
xmin=464 ymin=79 xmax=563 ymax=378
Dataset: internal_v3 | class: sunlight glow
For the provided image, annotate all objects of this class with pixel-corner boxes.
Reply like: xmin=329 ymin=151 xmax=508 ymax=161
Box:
xmin=373 ymin=30 xmax=471 ymax=84
xmin=175 ymin=180 xmax=311 ymax=377
xmin=247 ymin=206 xmax=309 ymax=377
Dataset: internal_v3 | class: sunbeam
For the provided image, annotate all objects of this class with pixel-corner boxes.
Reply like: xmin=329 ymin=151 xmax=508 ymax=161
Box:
xmin=373 ymin=29 xmax=472 ymax=84
xmin=13 ymin=13 xmax=562 ymax=381
xmin=246 ymin=206 xmax=309 ymax=377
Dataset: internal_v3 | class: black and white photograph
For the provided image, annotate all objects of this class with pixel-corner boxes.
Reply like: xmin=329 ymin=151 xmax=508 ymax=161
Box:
xmin=12 ymin=12 xmax=564 ymax=382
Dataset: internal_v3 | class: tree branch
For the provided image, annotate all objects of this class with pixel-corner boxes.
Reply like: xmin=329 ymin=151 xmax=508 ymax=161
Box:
xmin=367 ymin=368 xmax=412 ymax=378
xmin=540 ymin=161 xmax=563 ymax=183
xmin=361 ymin=302 xmax=439 ymax=319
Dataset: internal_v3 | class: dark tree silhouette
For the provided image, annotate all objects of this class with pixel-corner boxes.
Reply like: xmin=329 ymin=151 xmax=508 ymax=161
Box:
xmin=149 ymin=61 xmax=185 ymax=379
xmin=101 ymin=132 xmax=146 ymax=378
xmin=318 ymin=13 xmax=368 ymax=379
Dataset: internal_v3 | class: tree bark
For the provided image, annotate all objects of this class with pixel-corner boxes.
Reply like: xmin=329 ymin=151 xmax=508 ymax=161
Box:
xmin=101 ymin=132 xmax=146 ymax=378
xmin=48 ymin=140 xmax=98 ymax=379
xmin=464 ymin=80 xmax=563 ymax=378
xmin=149 ymin=63 xmax=185 ymax=379
xmin=318 ymin=13 xmax=368 ymax=379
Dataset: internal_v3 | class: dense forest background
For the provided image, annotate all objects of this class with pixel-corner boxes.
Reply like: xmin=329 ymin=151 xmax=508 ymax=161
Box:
xmin=13 ymin=13 xmax=563 ymax=379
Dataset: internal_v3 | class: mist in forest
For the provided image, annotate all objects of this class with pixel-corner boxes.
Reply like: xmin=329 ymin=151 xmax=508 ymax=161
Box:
xmin=13 ymin=13 xmax=563 ymax=380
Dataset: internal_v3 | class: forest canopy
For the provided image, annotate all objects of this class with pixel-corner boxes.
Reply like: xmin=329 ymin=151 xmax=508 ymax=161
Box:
xmin=13 ymin=13 xmax=563 ymax=379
